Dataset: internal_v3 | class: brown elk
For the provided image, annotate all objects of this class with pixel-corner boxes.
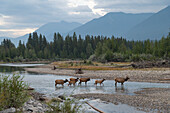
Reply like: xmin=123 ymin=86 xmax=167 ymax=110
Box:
xmin=115 ymin=76 xmax=129 ymax=86
xmin=55 ymin=79 xmax=68 ymax=87
xmin=78 ymin=78 xmax=90 ymax=85
xmin=68 ymin=78 xmax=79 ymax=86
xmin=68 ymin=80 xmax=77 ymax=86
xmin=94 ymin=79 xmax=106 ymax=86
xmin=70 ymin=77 xmax=79 ymax=81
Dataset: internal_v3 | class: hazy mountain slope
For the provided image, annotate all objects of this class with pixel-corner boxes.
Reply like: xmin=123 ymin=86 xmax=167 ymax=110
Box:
xmin=35 ymin=21 xmax=82 ymax=37
xmin=69 ymin=12 xmax=153 ymax=38
xmin=127 ymin=6 xmax=170 ymax=40
xmin=10 ymin=21 xmax=82 ymax=46
xmin=0 ymin=37 xmax=12 ymax=43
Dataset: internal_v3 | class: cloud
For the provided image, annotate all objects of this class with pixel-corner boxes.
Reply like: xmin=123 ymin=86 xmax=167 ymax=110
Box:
xmin=0 ymin=0 xmax=170 ymax=37
xmin=71 ymin=5 xmax=92 ymax=12
xmin=94 ymin=0 xmax=170 ymax=13
xmin=0 ymin=28 xmax=37 ymax=38
xmin=0 ymin=0 xmax=99 ymax=37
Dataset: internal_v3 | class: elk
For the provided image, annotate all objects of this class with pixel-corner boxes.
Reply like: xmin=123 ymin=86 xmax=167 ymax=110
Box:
xmin=115 ymin=76 xmax=129 ymax=86
xmin=68 ymin=80 xmax=77 ymax=86
xmin=55 ymin=79 xmax=68 ymax=87
xmin=78 ymin=78 xmax=90 ymax=85
xmin=94 ymin=79 xmax=106 ymax=86
xmin=68 ymin=78 xmax=79 ymax=86
xmin=70 ymin=77 xmax=79 ymax=81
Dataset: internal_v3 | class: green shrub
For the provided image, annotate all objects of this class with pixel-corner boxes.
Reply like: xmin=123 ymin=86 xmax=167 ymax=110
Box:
xmin=87 ymin=61 xmax=93 ymax=65
xmin=47 ymin=97 xmax=83 ymax=113
xmin=0 ymin=74 xmax=28 ymax=110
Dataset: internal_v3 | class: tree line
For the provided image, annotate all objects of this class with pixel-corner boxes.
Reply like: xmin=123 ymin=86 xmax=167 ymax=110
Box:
xmin=0 ymin=32 xmax=169 ymax=62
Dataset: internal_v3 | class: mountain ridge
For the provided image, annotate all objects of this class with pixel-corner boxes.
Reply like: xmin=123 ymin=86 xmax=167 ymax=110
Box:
xmin=68 ymin=12 xmax=154 ymax=38
xmin=127 ymin=6 xmax=170 ymax=40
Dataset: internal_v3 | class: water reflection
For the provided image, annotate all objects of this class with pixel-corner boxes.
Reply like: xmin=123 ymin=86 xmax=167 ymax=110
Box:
xmin=55 ymin=86 xmax=64 ymax=90
xmin=0 ymin=66 xmax=23 ymax=73
xmin=115 ymin=86 xmax=125 ymax=91
xmin=115 ymin=86 xmax=131 ymax=95
xmin=95 ymin=86 xmax=106 ymax=92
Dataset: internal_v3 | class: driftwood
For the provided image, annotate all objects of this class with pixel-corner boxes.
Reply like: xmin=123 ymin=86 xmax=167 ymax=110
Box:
xmin=85 ymin=102 xmax=105 ymax=113
xmin=75 ymin=68 xmax=83 ymax=74
xmin=158 ymin=78 xmax=170 ymax=81
xmin=131 ymin=60 xmax=170 ymax=68
xmin=52 ymin=66 xmax=57 ymax=70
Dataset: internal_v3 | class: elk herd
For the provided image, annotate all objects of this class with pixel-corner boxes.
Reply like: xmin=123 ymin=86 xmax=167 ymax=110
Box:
xmin=55 ymin=76 xmax=129 ymax=87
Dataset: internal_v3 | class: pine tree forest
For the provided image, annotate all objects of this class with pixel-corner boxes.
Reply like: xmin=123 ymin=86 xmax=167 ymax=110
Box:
xmin=0 ymin=32 xmax=170 ymax=62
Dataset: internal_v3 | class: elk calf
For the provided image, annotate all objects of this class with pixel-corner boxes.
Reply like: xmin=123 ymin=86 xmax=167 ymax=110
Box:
xmin=115 ymin=76 xmax=129 ymax=86
xmin=68 ymin=78 xmax=79 ymax=86
xmin=78 ymin=78 xmax=90 ymax=85
xmin=94 ymin=79 xmax=106 ymax=86
xmin=68 ymin=80 xmax=77 ymax=86
xmin=55 ymin=79 xmax=68 ymax=87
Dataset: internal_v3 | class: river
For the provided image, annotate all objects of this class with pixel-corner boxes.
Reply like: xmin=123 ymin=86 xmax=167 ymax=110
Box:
xmin=0 ymin=63 xmax=169 ymax=113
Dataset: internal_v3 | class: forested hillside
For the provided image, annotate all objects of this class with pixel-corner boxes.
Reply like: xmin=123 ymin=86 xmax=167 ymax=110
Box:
xmin=0 ymin=32 xmax=169 ymax=62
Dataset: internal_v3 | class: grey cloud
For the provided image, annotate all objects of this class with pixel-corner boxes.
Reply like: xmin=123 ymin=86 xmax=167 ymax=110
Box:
xmin=72 ymin=5 xmax=92 ymax=12
xmin=0 ymin=0 xmax=95 ymax=30
xmin=94 ymin=0 xmax=170 ymax=13
xmin=1 ymin=0 xmax=170 ymax=37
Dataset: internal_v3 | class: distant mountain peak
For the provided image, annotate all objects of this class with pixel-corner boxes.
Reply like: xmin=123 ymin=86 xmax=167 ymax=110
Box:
xmin=69 ymin=12 xmax=153 ymax=38
xmin=127 ymin=5 xmax=170 ymax=40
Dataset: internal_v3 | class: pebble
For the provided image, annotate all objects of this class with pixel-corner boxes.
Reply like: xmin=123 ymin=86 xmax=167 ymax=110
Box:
xmin=0 ymin=107 xmax=16 ymax=113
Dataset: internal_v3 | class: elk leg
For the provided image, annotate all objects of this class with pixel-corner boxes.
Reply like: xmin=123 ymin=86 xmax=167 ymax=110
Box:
xmin=115 ymin=81 xmax=117 ymax=86
xmin=78 ymin=82 xmax=81 ymax=86
xmin=102 ymin=83 xmax=104 ymax=86
xmin=121 ymin=82 xmax=124 ymax=85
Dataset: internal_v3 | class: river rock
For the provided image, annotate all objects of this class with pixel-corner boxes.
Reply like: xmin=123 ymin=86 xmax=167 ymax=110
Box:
xmin=58 ymin=95 xmax=66 ymax=100
xmin=27 ymin=87 xmax=35 ymax=90
xmin=0 ymin=107 xmax=16 ymax=113
xmin=51 ymin=97 xmax=63 ymax=102
xmin=22 ymin=98 xmax=50 ymax=113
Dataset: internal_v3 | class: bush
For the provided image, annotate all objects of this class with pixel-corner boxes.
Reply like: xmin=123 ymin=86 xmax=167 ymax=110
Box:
xmin=105 ymin=50 xmax=113 ymax=62
xmin=130 ymin=54 xmax=156 ymax=62
xmin=47 ymin=97 xmax=83 ymax=113
xmin=0 ymin=74 xmax=28 ymax=110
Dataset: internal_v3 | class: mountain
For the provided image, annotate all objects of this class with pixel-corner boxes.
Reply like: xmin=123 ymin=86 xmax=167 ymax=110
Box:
xmin=35 ymin=21 xmax=82 ymax=41
xmin=0 ymin=37 xmax=11 ymax=43
xmin=127 ymin=6 xmax=170 ymax=40
xmin=7 ymin=21 xmax=82 ymax=46
xmin=68 ymin=12 xmax=153 ymax=38
xmin=0 ymin=35 xmax=29 ymax=46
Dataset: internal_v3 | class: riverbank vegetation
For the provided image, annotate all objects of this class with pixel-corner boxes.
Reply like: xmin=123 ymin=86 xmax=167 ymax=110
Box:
xmin=52 ymin=60 xmax=132 ymax=70
xmin=47 ymin=97 xmax=83 ymax=113
xmin=0 ymin=74 xmax=83 ymax=112
xmin=0 ymin=32 xmax=169 ymax=62
xmin=0 ymin=74 xmax=28 ymax=110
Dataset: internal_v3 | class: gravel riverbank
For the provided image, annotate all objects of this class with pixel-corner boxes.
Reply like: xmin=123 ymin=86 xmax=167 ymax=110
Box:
xmin=25 ymin=65 xmax=170 ymax=83
xmin=73 ymin=88 xmax=170 ymax=113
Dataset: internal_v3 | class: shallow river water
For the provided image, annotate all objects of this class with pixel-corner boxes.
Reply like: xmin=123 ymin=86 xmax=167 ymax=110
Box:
xmin=0 ymin=64 xmax=169 ymax=113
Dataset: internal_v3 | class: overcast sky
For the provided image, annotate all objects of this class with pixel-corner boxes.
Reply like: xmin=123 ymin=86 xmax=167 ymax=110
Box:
xmin=0 ymin=0 xmax=169 ymax=38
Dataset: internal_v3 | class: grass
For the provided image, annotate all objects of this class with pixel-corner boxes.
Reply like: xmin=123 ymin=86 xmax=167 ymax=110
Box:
xmin=0 ymin=74 xmax=29 ymax=111
xmin=52 ymin=60 xmax=170 ymax=71
xmin=47 ymin=97 xmax=83 ymax=113
xmin=52 ymin=60 xmax=133 ymax=70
